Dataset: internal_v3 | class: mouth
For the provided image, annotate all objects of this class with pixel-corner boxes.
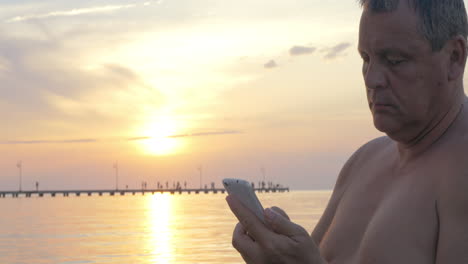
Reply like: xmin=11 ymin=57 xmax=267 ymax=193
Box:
xmin=370 ymin=102 xmax=394 ymax=111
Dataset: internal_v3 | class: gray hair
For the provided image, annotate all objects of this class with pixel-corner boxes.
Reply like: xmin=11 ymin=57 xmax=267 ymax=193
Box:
xmin=359 ymin=0 xmax=468 ymax=51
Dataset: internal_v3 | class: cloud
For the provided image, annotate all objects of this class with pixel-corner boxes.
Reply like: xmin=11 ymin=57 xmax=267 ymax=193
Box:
xmin=0 ymin=139 xmax=97 ymax=144
xmin=126 ymin=137 xmax=152 ymax=141
xmin=323 ymin=42 xmax=352 ymax=59
xmin=289 ymin=45 xmax=316 ymax=56
xmin=0 ymin=130 xmax=243 ymax=144
xmin=264 ymin=60 xmax=277 ymax=69
xmin=6 ymin=4 xmax=137 ymax=23
xmin=0 ymin=23 xmax=165 ymax=138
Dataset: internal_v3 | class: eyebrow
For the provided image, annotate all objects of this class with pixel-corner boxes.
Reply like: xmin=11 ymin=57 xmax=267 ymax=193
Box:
xmin=377 ymin=48 xmax=410 ymax=57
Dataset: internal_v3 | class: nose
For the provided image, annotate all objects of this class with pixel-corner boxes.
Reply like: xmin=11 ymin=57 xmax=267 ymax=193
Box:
xmin=363 ymin=61 xmax=387 ymax=90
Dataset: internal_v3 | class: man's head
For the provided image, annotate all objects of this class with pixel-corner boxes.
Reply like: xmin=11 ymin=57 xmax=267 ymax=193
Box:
xmin=358 ymin=0 xmax=468 ymax=143
xmin=360 ymin=0 xmax=468 ymax=51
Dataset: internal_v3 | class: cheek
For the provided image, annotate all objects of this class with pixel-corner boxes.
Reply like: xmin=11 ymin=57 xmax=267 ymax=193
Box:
xmin=415 ymin=72 xmax=444 ymax=109
xmin=403 ymin=84 xmax=434 ymax=115
xmin=390 ymin=68 xmax=423 ymax=103
xmin=410 ymin=63 xmax=446 ymax=107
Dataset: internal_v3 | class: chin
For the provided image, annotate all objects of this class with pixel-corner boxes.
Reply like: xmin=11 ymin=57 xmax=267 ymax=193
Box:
xmin=372 ymin=115 xmax=400 ymax=135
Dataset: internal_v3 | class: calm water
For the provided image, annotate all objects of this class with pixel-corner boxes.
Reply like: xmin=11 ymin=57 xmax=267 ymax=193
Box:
xmin=0 ymin=190 xmax=331 ymax=264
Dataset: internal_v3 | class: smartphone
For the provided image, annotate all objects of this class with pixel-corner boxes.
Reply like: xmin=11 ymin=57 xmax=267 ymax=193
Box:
xmin=222 ymin=178 xmax=265 ymax=223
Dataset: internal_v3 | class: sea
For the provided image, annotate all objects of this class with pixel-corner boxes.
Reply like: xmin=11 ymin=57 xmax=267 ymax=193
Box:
xmin=0 ymin=190 xmax=332 ymax=264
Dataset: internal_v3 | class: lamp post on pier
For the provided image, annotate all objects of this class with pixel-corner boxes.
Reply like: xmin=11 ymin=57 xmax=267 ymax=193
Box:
xmin=113 ymin=162 xmax=119 ymax=191
xmin=17 ymin=161 xmax=22 ymax=192
xmin=198 ymin=166 xmax=203 ymax=189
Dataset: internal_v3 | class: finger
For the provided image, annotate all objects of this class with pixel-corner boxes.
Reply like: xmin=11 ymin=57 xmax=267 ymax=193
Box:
xmin=226 ymin=195 xmax=270 ymax=242
xmin=264 ymin=207 xmax=308 ymax=237
xmin=270 ymin=206 xmax=290 ymax=220
xmin=232 ymin=222 xmax=260 ymax=258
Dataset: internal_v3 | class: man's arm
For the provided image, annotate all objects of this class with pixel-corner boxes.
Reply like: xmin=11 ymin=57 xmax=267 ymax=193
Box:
xmin=435 ymin=169 xmax=468 ymax=263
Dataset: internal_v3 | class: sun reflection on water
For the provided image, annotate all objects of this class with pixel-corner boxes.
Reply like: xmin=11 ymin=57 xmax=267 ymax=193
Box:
xmin=146 ymin=193 xmax=175 ymax=264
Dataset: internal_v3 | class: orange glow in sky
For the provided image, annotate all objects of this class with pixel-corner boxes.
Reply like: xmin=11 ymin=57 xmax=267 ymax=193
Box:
xmin=0 ymin=0 xmax=388 ymax=190
xmin=136 ymin=116 xmax=185 ymax=156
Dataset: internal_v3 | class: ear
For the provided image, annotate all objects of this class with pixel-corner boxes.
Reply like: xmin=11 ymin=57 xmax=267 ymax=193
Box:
xmin=447 ymin=35 xmax=467 ymax=82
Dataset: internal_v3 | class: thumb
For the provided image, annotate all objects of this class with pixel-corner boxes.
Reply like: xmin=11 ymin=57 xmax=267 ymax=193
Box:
xmin=271 ymin=206 xmax=290 ymax=220
xmin=264 ymin=208 xmax=307 ymax=237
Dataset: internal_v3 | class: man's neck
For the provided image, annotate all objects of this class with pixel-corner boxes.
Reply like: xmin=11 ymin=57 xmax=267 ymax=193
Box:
xmin=397 ymin=94 xmax=466 ymax=163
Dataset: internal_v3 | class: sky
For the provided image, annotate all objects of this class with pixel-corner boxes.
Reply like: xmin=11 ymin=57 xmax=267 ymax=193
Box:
xmin=0 ymin=0 xmax=402 ymax=191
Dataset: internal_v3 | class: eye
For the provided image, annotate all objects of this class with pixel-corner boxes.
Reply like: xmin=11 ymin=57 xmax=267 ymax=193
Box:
xmin=386 ymin=57 xmax=406 ymax=66
xmin=360 ymin=52 xmax=369 ymax=74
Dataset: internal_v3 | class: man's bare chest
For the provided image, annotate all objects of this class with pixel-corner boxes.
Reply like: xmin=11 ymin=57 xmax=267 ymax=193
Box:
xmin=320 ymin=162 xmax=439 ymax=264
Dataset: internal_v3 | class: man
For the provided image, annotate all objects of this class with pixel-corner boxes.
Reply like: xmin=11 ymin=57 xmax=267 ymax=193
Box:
xmin=226 ymin=0 xmax=468 ymax=263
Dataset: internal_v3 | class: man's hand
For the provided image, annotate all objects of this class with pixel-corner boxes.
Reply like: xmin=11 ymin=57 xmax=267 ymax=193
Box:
xmin=226 ymin=195 xmax=326 ymax=264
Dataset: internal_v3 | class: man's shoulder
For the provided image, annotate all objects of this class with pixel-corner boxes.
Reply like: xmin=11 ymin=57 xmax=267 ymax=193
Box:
xmin=435 ymin=123 xmax=468 ymax=215
xmin=435 ymin=147 xmax=468 ymax=252
xmin=436 ymin=151 xmax=468 ymax=198
xmin=349 ymin=136 xmax=393 ymax=166
xmin=360 ymin=135 xmax=393 ymax=153
xmin=441 ymin=104 xmax=468 ymax=151
xmin=434 ymin=114 xmax=468 ymax=170
xmin=334 ymin=136 xmax=392 ymax=189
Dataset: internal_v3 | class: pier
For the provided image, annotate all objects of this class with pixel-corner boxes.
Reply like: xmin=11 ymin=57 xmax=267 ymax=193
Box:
xmin=0 ymin=187 xmax=289 ymax=198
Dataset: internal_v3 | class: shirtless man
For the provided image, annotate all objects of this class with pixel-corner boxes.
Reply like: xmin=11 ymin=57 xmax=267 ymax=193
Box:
xmin=226 ymin=0 xmax=468 ymax=263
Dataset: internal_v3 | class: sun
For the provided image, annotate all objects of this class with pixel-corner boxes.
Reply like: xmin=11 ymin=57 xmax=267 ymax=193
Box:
xmin=144 ymin=137 xmax=179 ymax=156
xmin=137 ymin=116 xmax=184 ymax=156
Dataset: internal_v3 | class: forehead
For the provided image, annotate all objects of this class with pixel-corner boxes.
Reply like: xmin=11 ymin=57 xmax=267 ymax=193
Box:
xmin=358 ymin=1 xmax=430 ymax=53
